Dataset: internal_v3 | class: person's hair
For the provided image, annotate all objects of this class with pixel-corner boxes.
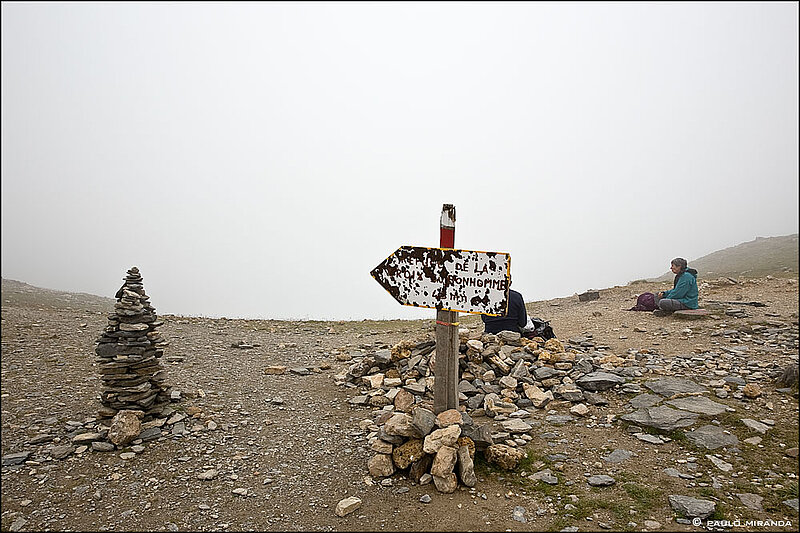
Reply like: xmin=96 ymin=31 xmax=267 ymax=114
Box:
xmin=671 ymin=257 xmax=688 ymax=272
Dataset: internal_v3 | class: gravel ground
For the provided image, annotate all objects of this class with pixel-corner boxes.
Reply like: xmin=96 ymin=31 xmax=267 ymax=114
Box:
xmin=2 ymin=275 xmax=798 ymax=532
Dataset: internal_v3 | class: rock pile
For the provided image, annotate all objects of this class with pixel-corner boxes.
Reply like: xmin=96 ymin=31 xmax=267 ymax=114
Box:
xmin=94 ymin=267 xmax=173 ymax=419
xmin=337 ymin=328 xmax=637 ymax=491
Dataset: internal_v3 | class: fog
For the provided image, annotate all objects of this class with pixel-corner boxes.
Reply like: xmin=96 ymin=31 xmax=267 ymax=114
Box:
xmin=2 ymin=2 xmax=798 ymax=320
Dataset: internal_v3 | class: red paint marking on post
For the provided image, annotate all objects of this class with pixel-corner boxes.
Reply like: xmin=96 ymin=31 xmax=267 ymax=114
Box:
xmin=440 ymin=204 xmax=455 ymax=248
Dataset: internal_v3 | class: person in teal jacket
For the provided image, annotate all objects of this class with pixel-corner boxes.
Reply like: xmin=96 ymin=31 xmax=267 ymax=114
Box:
xmin=654 ymin=257 xmax=698 ymax=316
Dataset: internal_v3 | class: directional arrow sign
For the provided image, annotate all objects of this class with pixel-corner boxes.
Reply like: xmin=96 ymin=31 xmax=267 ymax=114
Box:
xmin=371 ymin=246 xmax=510 ymax=315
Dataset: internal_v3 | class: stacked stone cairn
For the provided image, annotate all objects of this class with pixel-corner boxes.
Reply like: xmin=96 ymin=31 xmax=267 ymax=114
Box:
xmin=337 ymin=328 xmax=634 ymax=492
xmin=95 ymin=267 xmax=172 ymax=420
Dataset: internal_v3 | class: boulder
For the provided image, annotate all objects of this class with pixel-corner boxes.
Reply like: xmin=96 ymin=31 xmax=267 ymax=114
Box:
xmin=384 ymin=413 xmax=420 ymax=438
xmin=457 ymin=445 xmax=477 ymax=487
xmin=485 ymin=444 xmax=525 ymax=470
xmin=423 ymin=425 xmax=461 ymax=455
xmin=430 ymin=446 xmax=458 ymax=477
xmin=392 ymin=439 xmax=424 ymax=470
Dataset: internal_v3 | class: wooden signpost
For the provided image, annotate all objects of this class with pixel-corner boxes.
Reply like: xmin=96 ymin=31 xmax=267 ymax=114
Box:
xmin=370 ymin=204 xmax=511 ymax=413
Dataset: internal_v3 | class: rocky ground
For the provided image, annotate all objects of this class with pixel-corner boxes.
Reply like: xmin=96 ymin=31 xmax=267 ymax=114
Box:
xmin=1 ymin=275 xmax=798 ymax=532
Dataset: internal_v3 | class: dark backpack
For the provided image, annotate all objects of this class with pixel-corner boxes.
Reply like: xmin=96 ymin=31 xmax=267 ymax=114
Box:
xmin=630 ymin=292 xmax=657 ymax=311
xmin=525 ymin=317 xmax=555 ymax=340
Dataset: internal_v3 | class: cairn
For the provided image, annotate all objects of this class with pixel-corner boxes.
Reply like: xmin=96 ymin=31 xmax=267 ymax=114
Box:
xmin=94 ymin=267 xmax=172 ymax=419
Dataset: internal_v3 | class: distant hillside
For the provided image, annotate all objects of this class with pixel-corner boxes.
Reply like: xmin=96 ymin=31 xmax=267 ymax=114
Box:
xmin=1 ymin=278 xmax=114 ymax=313
xmin=652 ymin=234 xmax=798 ymax=281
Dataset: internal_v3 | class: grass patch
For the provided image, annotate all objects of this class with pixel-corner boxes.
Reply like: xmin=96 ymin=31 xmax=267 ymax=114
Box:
xmin=622 ymin=482 xmax=662 ymax=511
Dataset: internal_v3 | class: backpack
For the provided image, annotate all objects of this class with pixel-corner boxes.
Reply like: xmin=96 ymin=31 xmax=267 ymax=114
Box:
xmin=524 ymin=317 xmax=556 ymax=340
xmin=630 ymin=292 xmax=657 ymax=311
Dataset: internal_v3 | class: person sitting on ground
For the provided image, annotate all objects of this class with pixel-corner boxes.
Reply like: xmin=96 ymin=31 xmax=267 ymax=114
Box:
xmin=482 ymin=285 xmax=528 ymax=334
xmin=654 ymin=257 xmax=698 ymax=316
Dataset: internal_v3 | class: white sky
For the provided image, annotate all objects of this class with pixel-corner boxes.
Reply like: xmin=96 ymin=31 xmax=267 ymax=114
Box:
xmin=2 ymin=2 xmax=798 ymax=321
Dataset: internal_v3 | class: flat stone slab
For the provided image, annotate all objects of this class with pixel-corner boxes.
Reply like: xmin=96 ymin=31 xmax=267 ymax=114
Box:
xmin=620 ymin=406 xmax=699 ymax=431
xmin=634 ymin=432 xmax=667 ymax=445
xmin=666 ymin=396 xmax=729 ymax=416
xmin=674 ymin=309 xmax=711 ymax=320
xmin=668 ymin=495 xmax=716 ymax=519
xmin=645 ymin=378 xmax=707 ymax=397
xmin=587 ymin=475 xmax=615 ymax=486
xmin=575 ymin=371 xmax=626 ymax=391
xmin=629 ymin=393 xmax=663 ymax=409
xmin=602 ymin=449 xmax=633 ymax=463
xmin=741 ymin=418 xmax=770 ymax=434
xmin=784 ymin=498 xmax=799 ymax=513
xmin=686 ymin=425 xmax=739 ymax=450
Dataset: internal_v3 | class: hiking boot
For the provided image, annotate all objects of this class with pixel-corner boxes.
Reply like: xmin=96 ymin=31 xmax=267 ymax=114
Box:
xmin=652 ymin=309 xmax=668 ymax=317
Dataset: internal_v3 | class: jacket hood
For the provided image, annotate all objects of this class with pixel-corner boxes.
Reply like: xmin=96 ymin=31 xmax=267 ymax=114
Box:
xmin=686 ymin=268 xmax=698 ymax=277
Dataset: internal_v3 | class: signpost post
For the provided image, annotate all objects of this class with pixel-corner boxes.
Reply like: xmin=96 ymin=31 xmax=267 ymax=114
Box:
xmin=370 ymin=204 xmax=511 ymax=414
xmin=435 ymin=205 xmax=459 ymax=414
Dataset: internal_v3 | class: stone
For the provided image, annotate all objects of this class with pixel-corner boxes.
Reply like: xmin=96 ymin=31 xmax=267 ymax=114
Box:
xmin=485 ymin=444 xmax=525 ymax=470
xmin=644 ymin=520 xmax=662 ymax=529
xmin=602 ymin=449 xmax=633 ymax=463
xmin=741 ymin=418 xmax=770 ymax=434
xmin=513 ymin=505 xmax=527 ymax=523
xmin=634 ymin=433 xmax=665 ymax=445
xmin=435 ymin=409 xmax=463 ymax=428
xmin=371 ymin=438 xmax=393 ymax=454
xmin=576 ymin=372 xmax=626 ymax=391
xmin=263 ymin=365 xmax=287 ymax=375
xmin=367 ymin=453 xmax=395 ymax=477
xmin=484 ymin=394 xmax=517 ymax=417
xmin=783 ymin=499 xmax=799 ymax=513
xmin=49 ymin=446 xmax=75 ymax=460
xmin=392 ymin=439 xmax=424 ymax=470
xmin=430 ymin=446 xmax=458 ymax=477
xmin=423 ymin=425 xmax=461 ymax=454
xmin=108 ymin=409 xmax=143 ymax=446
xmin=668 ymin=495 xmax=715 ymax=519
xmin=620 ymin=406 xmax=698 ymax=431
xmin=587 ymin=475 xmax=615 ymax=486
xmin=706 ymin=455 xmax=732 ymax=472
xmin=456 ymin=445 xmax=476 ymax=487
xmin=197 ymin=469 xmax=219 ymax=481
xmin=335 ymin=496 xmax=362 ymax=517
xmin=666 ymin=397 xmax=728 ymax=416
xmin=532 ymin=469 xmax=559 ymax=485
xmin=645 ymin=378 xmax=707 ymax=397
xmin=510 ymin=360 xmax=532 ymax=380
xmin=409 ymin=454 xmax=433 ymax=483
xmin=736 ymin=493 xmax=763 ymax=511
xmin=433 ymin=473 xmax=458 ymax=493
xmin=686 ymin=425 xmax=739 ymax=450
xmin=72 ymin=432 xmax=104 ymax=444
xmin=384 ymin=413 xmax=420 ymax=438
xmin=502 ymin=418 xmax=532 ymax=433
xmin=2 ymin=451 xmax=31 ymax=466
xmin=498 ymin=376 xmax=518 ymax=389
xmin=411 ymin=407 xmax=437 ymax=437
xmin=629 ymin=393 xmax=662 ymax=409
xmin=523 ymin=383 xmax=553 ymax=408
xmin=570 ymin=403 xmax=590 ymax=417
xmin=497 ymin=331 xmax=521 ymax=344
xmin=741 ymin=383 xmax=762 ymax=398
xmin=91 ymin=441 xmax=115 ymax=452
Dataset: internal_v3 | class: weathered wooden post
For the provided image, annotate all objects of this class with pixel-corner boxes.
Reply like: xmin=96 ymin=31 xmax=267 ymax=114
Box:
xmin=434 ymin=204 xmax=459 ymax=414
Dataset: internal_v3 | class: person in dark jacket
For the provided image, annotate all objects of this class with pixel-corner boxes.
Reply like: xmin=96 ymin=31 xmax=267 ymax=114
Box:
xmin=482 ymin=288 xmax=528 ymax=334
xmin=654 ymin=257 xmax=698 ymax=316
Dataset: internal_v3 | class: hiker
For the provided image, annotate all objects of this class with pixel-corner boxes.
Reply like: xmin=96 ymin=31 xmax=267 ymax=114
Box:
xmin=653 ymin=257 xmax=698 ymax=316
xmin=482 ymin=287 xmax=528 ymax=334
